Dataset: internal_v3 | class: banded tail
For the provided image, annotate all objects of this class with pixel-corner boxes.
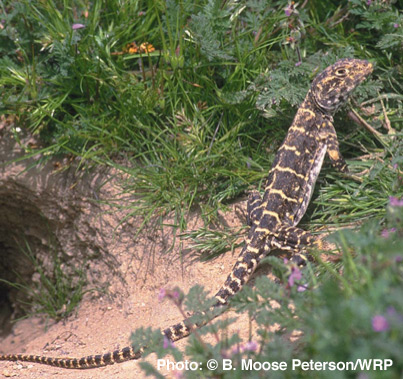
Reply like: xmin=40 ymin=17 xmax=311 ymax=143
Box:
xmin=0 ymin=346 xmax=142 ymax=369
xmin=0 ymin=243 xmax=267 ymax=369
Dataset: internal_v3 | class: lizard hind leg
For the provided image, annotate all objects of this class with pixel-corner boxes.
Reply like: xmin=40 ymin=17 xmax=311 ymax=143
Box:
xmin=271 ymin=225 xmax=323 ymax=265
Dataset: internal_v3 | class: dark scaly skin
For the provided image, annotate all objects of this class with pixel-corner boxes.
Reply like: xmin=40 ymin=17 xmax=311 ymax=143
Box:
xmin=0 ymin=58 xmax=373 ymax=368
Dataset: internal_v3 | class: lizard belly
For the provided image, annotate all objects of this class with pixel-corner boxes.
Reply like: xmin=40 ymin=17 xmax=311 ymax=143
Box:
xmin=293 ymin=142 xmax=327 ymax=225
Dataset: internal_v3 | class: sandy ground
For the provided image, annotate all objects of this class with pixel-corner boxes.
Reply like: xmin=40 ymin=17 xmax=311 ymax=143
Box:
xmin=0 ymin=207 xmax=273 ymax=379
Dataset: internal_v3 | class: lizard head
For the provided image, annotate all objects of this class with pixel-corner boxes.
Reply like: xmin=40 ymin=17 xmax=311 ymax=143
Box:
xmin=311 ymin=58 xmax=373 ymax=114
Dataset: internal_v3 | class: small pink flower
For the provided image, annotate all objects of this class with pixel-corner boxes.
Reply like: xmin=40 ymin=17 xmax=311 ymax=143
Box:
xmin=161 ymin=288 xmax=183 ymax=305
xmin=295 ymin=61 xmax=302 ymax=67
xmin=288 ymin=266 xmax=302 ymax=287
xmin=386 ymin=307 xmax=396 ymax=316
xmin=72 ymin=23 xmax=85 ymax=30
xmin=393 ymin=23 xmax=399 ymax=28
xmin=242 ymin=341 xmax=258 ymax=352
xmin=381 ymin=227 xmax=396 ymax=238
xmin=173 ymin=370 xmax=184 ymax=379
xmin=372 ymin=315 xmax=389 ymax=332
xmin=163 ymin=335 xmax=175 ymax=349
xmin=386 ymin=306 xmax=403 ymax=323
xmin=389 ymin=196 xmax=403 ymax=207
xmin=158 ymin=288 xmax=166 ymax=301
xmin=297 ymin=285 xmax=307 ymax=292
xmin=172 ymin=291 xmax=180 ymax=300
xmin=284 ymin=2 xmax=295 ymax=17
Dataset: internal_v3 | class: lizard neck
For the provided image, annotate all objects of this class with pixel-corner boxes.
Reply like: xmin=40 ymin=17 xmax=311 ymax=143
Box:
xmin=301 ymin=90 xmax=334 ymax=128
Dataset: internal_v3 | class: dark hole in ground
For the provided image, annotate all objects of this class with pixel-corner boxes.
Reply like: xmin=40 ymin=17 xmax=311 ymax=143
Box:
xmin=0 ymin=187 xmax=60 ymax=336
xmin=0 ymin=280 xmax=13 ymax=337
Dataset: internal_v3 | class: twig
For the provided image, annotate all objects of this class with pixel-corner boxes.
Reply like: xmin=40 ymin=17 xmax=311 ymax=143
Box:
xmin=347 ymin=108 xmax=385 ymax=146
xmin=361 ymin=93 xmax=403 ymax=106
xmin=378 ymin=91 xmax=395 ymax=135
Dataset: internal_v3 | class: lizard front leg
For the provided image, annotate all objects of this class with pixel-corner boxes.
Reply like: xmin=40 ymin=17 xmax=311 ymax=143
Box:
xmin=319 ymin=121 xmax=349 ymax=173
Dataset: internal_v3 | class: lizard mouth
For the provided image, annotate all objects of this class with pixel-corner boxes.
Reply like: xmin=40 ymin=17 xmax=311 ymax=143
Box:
xmin=359 ymin=60 xmax=374 ymax=81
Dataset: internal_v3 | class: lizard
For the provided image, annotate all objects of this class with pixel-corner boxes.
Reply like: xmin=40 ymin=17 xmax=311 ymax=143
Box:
xmin=0 ymin=58 xmax=373 ymax=369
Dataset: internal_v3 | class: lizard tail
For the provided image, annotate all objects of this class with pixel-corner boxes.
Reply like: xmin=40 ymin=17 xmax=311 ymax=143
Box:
xmin=0 ymin=346 xmax=142 ymax=369
xmin=164 ymin=242 xmax=269 ymax=342
xmin=0 ymin=243 xmax=267 ymax=369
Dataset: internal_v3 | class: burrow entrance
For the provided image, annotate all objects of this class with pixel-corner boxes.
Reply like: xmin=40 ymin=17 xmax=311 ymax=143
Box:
xmin=0 ymin=183 xmax=62 ymax=335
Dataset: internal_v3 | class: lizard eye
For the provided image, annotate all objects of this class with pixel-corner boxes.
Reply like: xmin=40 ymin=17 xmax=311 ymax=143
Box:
xmin=335 ymin=68 xmax=348 ymax=77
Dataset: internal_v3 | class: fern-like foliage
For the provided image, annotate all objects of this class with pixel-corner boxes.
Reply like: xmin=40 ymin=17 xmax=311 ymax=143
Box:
xmin=189 ymin=0 xmax=235 ymax=61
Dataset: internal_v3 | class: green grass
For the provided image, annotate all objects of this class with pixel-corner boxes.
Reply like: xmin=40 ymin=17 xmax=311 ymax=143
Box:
xmin=0 ymin=238 xmax=94 ymax=321
xmin=1 ymin=0 xmax=401 ymax=232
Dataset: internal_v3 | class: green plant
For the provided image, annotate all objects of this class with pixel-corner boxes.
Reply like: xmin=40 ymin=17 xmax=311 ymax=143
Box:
xmin=131 ymin=199 xmax=403 ymax=378
xmin=180 ymin=225 xmax=244 ymax=261
xmin=1 ymin=0 xmax=400 ymax=232
xmin=0 ymin=238 xmax=93 ymax=321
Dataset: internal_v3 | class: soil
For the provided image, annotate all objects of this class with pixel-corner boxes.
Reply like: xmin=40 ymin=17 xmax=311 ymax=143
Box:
xmin=0 ymin=118 xmax=281 ymax=378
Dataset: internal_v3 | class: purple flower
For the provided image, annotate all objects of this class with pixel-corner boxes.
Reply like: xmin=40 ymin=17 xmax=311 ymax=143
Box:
xmin=161 ymin=288 xmax=183 ymax=305
xmin=386 ymin=307 xmax=397 ymax=316
xmin=242 ymin=341 xmax=258 ymax=352
xmin=386 ymin=306 xmax=403 ymax=323
xmin=393 ymin=23 xmax=399 ymax=28
xmin=173 ymin=371 xmax=184 ymax=379
xmin=288 ymin=266 xmax=302 ymax=287
xmin=389 ymin=196 xmax=403 ymax=207
xmin=395 ymin=255 xmax=402 ymax=263
xmin=158 ymin=288 xmax=166 ymax=301
xmin=366 ymin=0 xmax=372 ymax=5
xmin=372 ymin=315 xmax=389 ymax=332
xmin=381 ymin=227 xmax=396 ymax=238
xmin=231 ymin=341 xmax=259 ymax=354
xmin=297 ymin=284 xmax=307 ymax=292
xmin=163 ymin=335 xmax=175 ymax=349
xmin=170 ymin=290 xmax=180 ymax=301
xmin=72 ymin=23 xmax=85 ymax=30
xmin=295 ymin=61 xmax=302 ymax=67
xmin=284 ymin=2 xmax=295 ymax=17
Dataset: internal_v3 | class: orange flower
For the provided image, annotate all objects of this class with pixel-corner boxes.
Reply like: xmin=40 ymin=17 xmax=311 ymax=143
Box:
xmin=124 ymin=42 xmax=139 ymax=54
xmin=112 ymin=42 xmax=156 ymax=56
xmin=139 ymin=42 xmax=155 ymax=53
